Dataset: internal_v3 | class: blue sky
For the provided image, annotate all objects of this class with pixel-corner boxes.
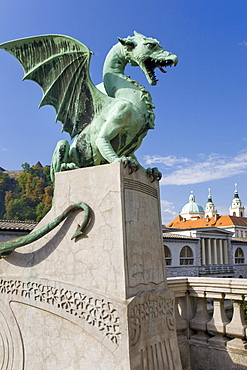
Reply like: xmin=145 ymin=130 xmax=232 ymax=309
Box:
xmin=0 ymin=1 xmax=247 ymax=224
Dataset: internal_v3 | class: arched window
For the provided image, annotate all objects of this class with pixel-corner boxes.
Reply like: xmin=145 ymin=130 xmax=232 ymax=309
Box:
xmin=180 ymin=246 xmax=193 ymax=265
xmin=235 ymin=248 xmax=244 ymax=264
xmin=164 ymin=245 xmax=172 ymax=266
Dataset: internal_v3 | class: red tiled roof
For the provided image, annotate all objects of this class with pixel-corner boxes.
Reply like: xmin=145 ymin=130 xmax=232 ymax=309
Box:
xmin=166 ymin=215 xmax=183 ymax=227
xmin=219 ymin=216 xmax=247 ymax=227
xmin=167 ymin=215 xmax=247 ymax=229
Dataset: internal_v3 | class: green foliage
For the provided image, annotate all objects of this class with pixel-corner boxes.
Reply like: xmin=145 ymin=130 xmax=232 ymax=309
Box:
xmin=35 ymin=202 xmax=52 ymax=222
xmin=0 ymin=173 xmax=15 ymax=218
xmin=4 ymin=196 xmax=36 ymax=221
xmin=236 ymin=296 xmax=247 ymax=323
xmin=0 ymin=163 xmax=53 ymax=222
xmin=21 ymin=162 xmax=31 ymax=172
xmin=243 ymin=301 xmax=247 ymax=322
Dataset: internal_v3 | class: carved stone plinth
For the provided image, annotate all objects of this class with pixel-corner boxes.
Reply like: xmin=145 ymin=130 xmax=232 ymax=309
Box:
xmin=0 ymin=163 xmax=181 ymax=369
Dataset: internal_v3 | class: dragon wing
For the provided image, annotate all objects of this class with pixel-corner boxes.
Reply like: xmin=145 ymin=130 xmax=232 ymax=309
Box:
xmin=0 ymin=34 xmax=110 ymax=138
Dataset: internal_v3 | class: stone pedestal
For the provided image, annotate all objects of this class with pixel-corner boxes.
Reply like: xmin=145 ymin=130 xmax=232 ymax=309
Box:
xmin=0 ymin=163 xmax=181 ymax=369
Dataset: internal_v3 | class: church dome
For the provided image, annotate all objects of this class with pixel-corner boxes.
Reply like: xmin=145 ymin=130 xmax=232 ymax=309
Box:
xmin=180 ymin=192 xmax=204 ymax=218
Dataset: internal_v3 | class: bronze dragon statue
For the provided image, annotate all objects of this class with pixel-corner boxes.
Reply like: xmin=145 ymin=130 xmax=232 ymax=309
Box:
xmin=0 ymin=31 xmax=178 ymax=182
xmin=0 ymin=32 xmax=177 ymax=256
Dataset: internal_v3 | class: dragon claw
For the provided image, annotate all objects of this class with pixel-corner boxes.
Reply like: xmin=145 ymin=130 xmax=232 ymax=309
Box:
xmin=129 ymin=166 xmax=135 ymax=175
xmin=120 ymin=156 xmax=140 ymax=175
xmin=61 ymin=163 xmax=79 ymax=171
xmin=146 ymin=167 xmax=162 ymax=182
xmin=123 ymin=160 xmax=129 ymax=168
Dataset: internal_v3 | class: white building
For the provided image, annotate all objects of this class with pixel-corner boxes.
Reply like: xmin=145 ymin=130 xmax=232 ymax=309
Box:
xmin=164 ymin=185 xmax=247 ymax=278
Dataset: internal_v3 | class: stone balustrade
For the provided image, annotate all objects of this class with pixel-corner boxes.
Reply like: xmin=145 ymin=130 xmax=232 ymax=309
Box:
xmin=167 ymin=277 xmax=247 ymax=370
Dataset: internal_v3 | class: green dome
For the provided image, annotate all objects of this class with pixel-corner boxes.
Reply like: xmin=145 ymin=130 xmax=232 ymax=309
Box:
xmin=180 ymin=192 xmax=204 ymax=215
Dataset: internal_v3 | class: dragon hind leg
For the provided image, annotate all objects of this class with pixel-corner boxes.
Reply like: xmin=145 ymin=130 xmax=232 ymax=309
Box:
xmin=50 ymin=140 xmax=79 ymax=182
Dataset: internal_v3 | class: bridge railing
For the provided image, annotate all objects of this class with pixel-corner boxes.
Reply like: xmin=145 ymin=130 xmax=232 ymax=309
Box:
xmin=167 ymin=277 xmax=247 ymax=370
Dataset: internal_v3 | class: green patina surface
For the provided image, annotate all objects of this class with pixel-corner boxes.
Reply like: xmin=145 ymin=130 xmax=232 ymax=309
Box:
xmin=0 ymin=31 xmax=178 ymax=182
xmin=0 ymin=202 xmax=90 ymax=257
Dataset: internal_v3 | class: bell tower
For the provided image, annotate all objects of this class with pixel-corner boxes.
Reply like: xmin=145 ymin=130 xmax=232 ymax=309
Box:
xmin=229 ymin=183 xmax=245 ymax=217
xmin=204 ymin=188 xmax=217 ymax=218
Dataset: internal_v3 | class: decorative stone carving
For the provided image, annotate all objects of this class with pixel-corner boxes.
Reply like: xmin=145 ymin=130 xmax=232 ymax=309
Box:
xmin=129 ymin=291 xmax=175 ymax=346
xmin=0 ymin=278 xmax=121 ymax=345
xmin=0 ymin=300 xmax=24 ymax=369
xmin=128 ymin=290 xmax=181 ymax=369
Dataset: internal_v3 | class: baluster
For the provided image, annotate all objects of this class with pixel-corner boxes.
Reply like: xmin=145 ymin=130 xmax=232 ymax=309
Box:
xmin=175 ymin=296 xmax=192 ymax=370
xmin=207 ymin=295 xmax=230 ymax=347
xmin=226 ymin=300 xmax=247 ymax=350
xmin=175 ymin=297 xmax=187 ymax=339
xmin=190 ymin=295 xmax=211 ymax=343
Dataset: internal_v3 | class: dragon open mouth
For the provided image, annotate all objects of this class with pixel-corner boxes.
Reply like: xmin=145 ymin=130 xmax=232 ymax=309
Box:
xmin=144 ymin=58 xmax=175 ymax=85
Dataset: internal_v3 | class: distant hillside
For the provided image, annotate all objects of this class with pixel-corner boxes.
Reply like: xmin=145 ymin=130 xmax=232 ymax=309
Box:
xmin=0 ymin=162 xmax=53 ymax=222
xmin=0 ymin=162 xmax=44 ymax=179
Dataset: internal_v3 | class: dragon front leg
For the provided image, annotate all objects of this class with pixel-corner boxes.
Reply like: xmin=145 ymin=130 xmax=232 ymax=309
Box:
xmin=96 ymin=130 xmax=140 ymax=173
xmin=95 ymin=102 xmax=162 ymax=181
xmin=95 ymin=101 xmax=142 ymax=171
xmin=117 ymin=155 xmax=140 ymax=174
xmin=131 ymin=154 xmax=162 ymax=181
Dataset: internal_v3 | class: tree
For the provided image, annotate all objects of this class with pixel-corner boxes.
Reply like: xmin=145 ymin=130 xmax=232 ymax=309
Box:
xmin=21 ymin=162 xmax=31 ymax=172
xmin=4 ymin=196 xmax=36 ymax=221
xmin=4 ymin=190 xmax=13 ymax=209
xmin=1 ymin=163 xmax=53 ymax=221
xmin=0 ymin=173 xmax=15 ymax=218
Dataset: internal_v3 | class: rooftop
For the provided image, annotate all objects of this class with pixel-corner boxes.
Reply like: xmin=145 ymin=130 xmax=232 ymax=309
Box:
xmin=167 ymin=215 xmax=247 ymax=229
xmin=163 ymin=232 xmax=198 ymax=240
xmin=0 ymin=219 xmax=37 ymax=231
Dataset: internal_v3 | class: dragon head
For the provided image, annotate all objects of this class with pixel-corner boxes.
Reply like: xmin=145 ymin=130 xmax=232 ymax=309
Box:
xmin=118 ymin=31 xmax=178 ymax=86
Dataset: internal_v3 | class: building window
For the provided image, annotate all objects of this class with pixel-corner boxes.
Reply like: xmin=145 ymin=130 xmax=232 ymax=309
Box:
xmin=164 ymin=245 xmax=172 ymax=265
xmin=235 ymin=248 xmax=244 ymax=264
xmin=180 ymin=246 xmax=193 ymax=265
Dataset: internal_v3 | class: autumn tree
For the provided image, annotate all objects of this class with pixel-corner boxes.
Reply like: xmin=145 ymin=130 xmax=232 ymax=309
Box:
xmin=2 ymin=163 xmax=53 ymax=221
xmin=0 ymin=173 xmax=15 ymax=218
